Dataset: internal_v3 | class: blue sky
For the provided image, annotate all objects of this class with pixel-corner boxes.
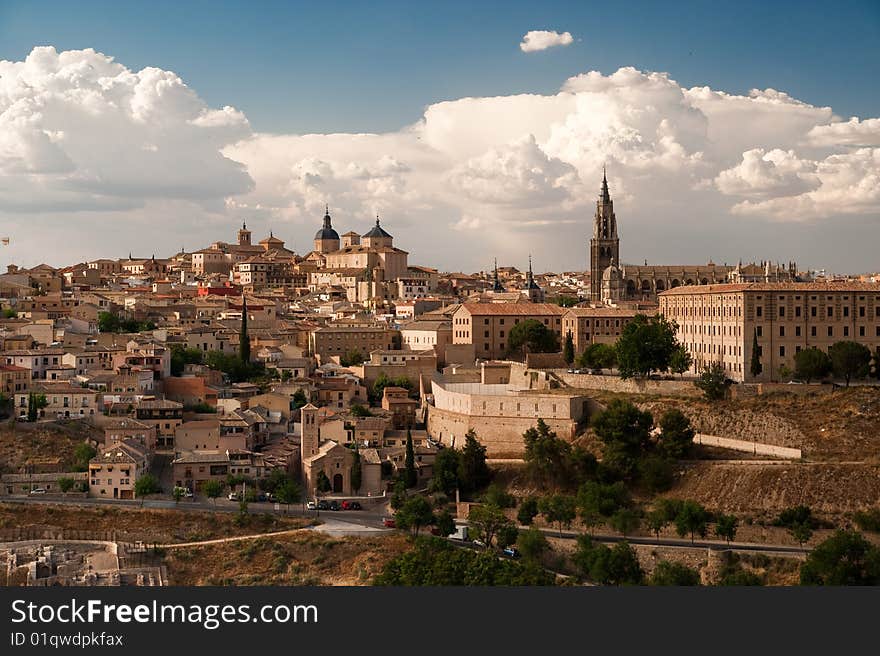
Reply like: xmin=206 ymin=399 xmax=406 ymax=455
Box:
xmin=1 ymin=0 xmax=878 ymax=134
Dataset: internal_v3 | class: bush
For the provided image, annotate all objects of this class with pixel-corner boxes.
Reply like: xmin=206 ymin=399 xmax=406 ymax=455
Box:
xmin=852 ymin=508 xmax=880 ymax=533
xmin=649 ymin=560 xmax=701 ymax=586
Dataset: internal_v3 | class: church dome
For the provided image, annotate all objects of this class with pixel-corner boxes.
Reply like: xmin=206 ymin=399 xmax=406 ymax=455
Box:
xmin=315 ymin=209 xmax=339 ymax=241
xmin=363 ymin=216 xmax=392 ymax=239
xmin=602 ymin=259 xmax=622 ymax=282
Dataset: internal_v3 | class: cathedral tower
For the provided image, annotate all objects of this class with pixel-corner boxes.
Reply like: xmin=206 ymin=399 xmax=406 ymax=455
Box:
xmin=589 ymin=168 xmax=619 ymax=303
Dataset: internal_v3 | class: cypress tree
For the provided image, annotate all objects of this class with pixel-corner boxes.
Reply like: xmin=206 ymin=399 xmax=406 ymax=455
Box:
xmin=750 ymin=329 xmax=762 ymax=378
xmin=351 ymin=444 xmax=362 ymax=494
xmin=405 ymin=428 xmax=417 ymax=488
xmin=239 ymin=295 xmax=251 ymax=364
xmin=563 ymin=331 xmax=575 ymax=365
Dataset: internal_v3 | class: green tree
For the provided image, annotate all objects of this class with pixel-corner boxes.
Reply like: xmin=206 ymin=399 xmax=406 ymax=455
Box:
xmin=615 ymin=313 xmax=679 ymax=379
xmin=2 ymin=308 xmax=17 ymax=318
xmin=349 ymin=403 xmax=373 ymax=417
xmin=538 ymin=494 xmax=577 ymax=536
xmin=610 ymin=508 xmax=641 ymax=537
xmin=496 ymin=524 xmax=520 ymax=550
xmin=468 ymin=503 xmax=514 ymax=549
xmin=134 ymin=473 xmax=161 ymax=497
xmin=645 ymin=509 xmax=668 ymax=542
xmin=657 ymin=408 xmax=695 ymax=459
xmin=776 ymin=505 xmax=815 ymax=548
xmin=563 ymin=331 xmax=575 ymax=365
xmin=275 ymin=478 xmax=302 ymax=513
xmin=669 ymin=344 xmax=693 ymax=378
xmin=750 ymin=329 xmax=762 ymax=378
xmin=591 ymin=399 xmax=653 ymax=479
xmin=27 ymin=392 xmax=36 ymax=423
xmin=292 ymin=389 xmax=308 ymax=410
xmin=694 ymin=362 xmax=731 ymax=400
xmin=576 ymin=481 xmax=631 ymax=534
xmin=649 ymin=560 xmax=701 ymax=586
xmin=57 ymin=477 xmax=75 ymax=494
xmin=517 ymin=527 xmax=550 ymax=564
xmin=239 ymin=296 xmax=251 ymax=363
xmin=573 ymin=536 xmax=643 ymax=585
xmin=404 ymin=429 xmax=417 ymax=488
xmin=390 ymin=478 xmax=408 ymax=511
xmin=800 ymin=530 xmax=880 ymax=585
xmin=578 ymin=343 xmax=617 ymax=370
xmin=674 ymin=500 xmax=710 ymax=543
xmin=715 ymin=514 xmax=739 ymax=545
xmin=170 ymin=345 xmax=204 ymax=376
xmin=315 ymin=471 xmax=331 ymax=495
xmin=374 ymin=538 xmax=554 ymax=586
xmin=340 ymin=348 xmax=365 ymax=367
xmin=636 ymin=454 xmax=674 ymax=494
xmin=523 ymin=419 xmax=571 ymax=486
xmin=350 ymin=446 xmax=362 ymax=494
xmin=506 ymin=319 xmax=560 ymax=359
xmin=482 ymin=483 xmax=515 ymax=509
xmin=517 ymin=497 xmax=540 ymax=526
xmin=203 ymin=479 xmax=223 ymax=506
xmin=395 ymin=495 xmax=435 ymax=536
xmin=73 ymin=442 xmax=97 ymax=472
xmin=829 ymin=341 xmax=871 ymax=386
xmin=429 ymin=447 xmax=460 ymax=495
xmin=458 ymin=430 xmax=490 ymax=494
xmin=794 ymin=347 xmax=832 ymax=383
xmin=435 ymin=510 xmax=456 ymax=537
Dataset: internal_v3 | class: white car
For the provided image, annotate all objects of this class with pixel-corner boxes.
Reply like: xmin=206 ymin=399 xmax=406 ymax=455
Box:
xmin=29 ymin=488 xmax=46 ymax=495
xmin=228 ymin=492 xmax=240 ymax=501
xmin=306 ymin=500 xmax=317 ymax=510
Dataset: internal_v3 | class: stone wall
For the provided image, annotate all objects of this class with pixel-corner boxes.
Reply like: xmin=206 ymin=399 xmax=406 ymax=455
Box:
xmin=426 ymin=405 xmax=579 ymax=458
xmin=692 ymin=433 xmax=802 ymax=459
xmin=553 ymin=370 xmax=702 ymax=397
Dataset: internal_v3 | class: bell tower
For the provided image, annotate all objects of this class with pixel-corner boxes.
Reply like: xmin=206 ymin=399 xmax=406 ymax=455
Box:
xmin=238 ymin=221 xmax=252 ymax=246
xmin=589 ymin=167 xmax=619 ymax=303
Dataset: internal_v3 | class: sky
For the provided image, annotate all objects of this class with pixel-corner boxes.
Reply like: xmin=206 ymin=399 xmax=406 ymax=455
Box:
xmin=0 ymin=0 xmax=878 ymax=274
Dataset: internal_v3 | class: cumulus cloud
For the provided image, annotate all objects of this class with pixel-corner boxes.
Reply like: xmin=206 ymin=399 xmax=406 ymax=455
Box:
xmin=519 ymin=30 xmax=574 ymax=53
xmin=2 ymin=46 xmax=879 ymax=272
xmin=0 ymin=46 xmax=252 ymax=212
xmin=807 ymin=117 xmax=880 ymax=147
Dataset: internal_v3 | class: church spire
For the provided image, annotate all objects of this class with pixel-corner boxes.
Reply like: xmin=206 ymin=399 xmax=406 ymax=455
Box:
xmin=600 ymin=165 xmax=610 ymax=203
xmin=492 ymin=258 xmax=504 ymax=292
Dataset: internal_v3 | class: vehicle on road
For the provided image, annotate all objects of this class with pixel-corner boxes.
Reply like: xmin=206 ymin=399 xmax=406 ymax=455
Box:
xmin=473 ymin=539 xmax=487 ymax=549
xmin=328 ymin=500 xmax=341 ymax=511
xmin=317 ymin=500 xmax=330 ymax=510
xmin=173 ymin=486 xmax=193 ymax=498
xmin=28 ymin=488 xmax=46 ymax=495
xmin=502 ymin=546 xmax=521 ymax=559
xmin=306 ymin=501 xmax=317 ymax=510
xmin=567 ymin=368 xmax=576 ymax=374
xmin=341 ymin=500 xmax=361 ymax=510
xmin=227 ymin=492 xmax=240 ymax=501
xmin=382 ymin=517 xmax=396 ymax=528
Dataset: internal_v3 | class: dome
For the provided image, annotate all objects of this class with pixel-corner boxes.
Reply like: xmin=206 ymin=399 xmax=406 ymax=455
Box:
xmin=602 ymin=259 xmax=622 ymax=282
xmin=363 ymin=216 xmax=392 ymax=239
xmin=315 ymin=210 xmax=339 ymax=241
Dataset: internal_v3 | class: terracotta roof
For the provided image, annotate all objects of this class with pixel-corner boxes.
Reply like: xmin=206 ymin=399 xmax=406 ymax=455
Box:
xmin=659 ymin=281 xmax=880 ymax=296
xmin=458 ymin=303 xmax=567 ymax=316
xmin=563 ymin=307 xmax=640 ymax=317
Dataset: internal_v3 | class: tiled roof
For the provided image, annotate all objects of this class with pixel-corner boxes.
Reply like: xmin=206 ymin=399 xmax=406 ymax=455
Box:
xmin=458 ymin=303 xmax=567 ymax=316
xmin=659 ymin=281 xmax=880 ymax=296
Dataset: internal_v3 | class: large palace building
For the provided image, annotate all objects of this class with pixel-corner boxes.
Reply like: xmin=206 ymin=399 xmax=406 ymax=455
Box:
xmin=589 ymin=171 xmax=798 ymax=304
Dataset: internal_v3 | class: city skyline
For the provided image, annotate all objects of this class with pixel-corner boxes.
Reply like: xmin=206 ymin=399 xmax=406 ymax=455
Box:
xmin=0 ymin=1 xmax=878 ymax=273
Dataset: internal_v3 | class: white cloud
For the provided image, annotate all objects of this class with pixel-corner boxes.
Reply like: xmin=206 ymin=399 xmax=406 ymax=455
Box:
xmin=519 ymin=30 xmax=574 ymax=53
xmin=0 ymin=46 xmax=252 ymax=212
xmin=807 ymin=117 xmax=880 ymax=147
xmin=2 ymin=46 xmax=878 ymax=272
xmin=715 ymin=148 xmax=818 ymax=198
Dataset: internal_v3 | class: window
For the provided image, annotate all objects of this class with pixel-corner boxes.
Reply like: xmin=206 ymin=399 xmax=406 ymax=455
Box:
xmin=756 ymin=326 xmax=763 ymax=337
xmin=811 ymin=326 xmax=817 ymax=337
xmin=795 ymin=326 xmax=801 ymax=337
xmin=828 ymin=307 xmax=834 ymax=317
xmin=843 ymin=306 xmax=850 ymax=317
xmin=843 ymin=326 xmax=849 ymax=337
xmin=756 ymin=306 xmax=763 ymax=317
xmin=779 ymin=307 xmax=785 ymax=317
xmin=828 ymin=327 xmax=833 ymax=337
xmin=811 ymin=306 xmax=817 ymax=317
xmin=779 ymin=326 xmax=785 ymax=337
xmin=779 ymin=346 xmax=785 ymax=357
xmin=795 ymin=306 xmax=801 ymax=317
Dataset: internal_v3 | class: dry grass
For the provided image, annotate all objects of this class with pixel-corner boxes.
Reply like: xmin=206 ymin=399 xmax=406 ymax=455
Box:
xmin=164 ymin=532 xmax=411 ymax=586
xmin=0 ymin=419 xmax=100 ymax=474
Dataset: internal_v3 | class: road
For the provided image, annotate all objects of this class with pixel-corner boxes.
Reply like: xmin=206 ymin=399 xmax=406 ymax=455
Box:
xmin=2 ymin=496 xmax=807 ymax=555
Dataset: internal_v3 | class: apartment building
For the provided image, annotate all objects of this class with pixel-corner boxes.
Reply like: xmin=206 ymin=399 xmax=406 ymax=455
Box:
xmin=658 ymin=282 xmax=880 ymax=382
xmin=561 ymin=307 xmax=640 ymax=353
xmin=451 ymin=303 xmax=566 ymax=360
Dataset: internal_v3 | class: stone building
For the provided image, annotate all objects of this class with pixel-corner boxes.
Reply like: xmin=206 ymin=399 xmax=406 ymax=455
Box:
xmin=451 ymin=303 xmax=566 ymax=361
xmin=658 ymin=281 xmax=880 ymax=382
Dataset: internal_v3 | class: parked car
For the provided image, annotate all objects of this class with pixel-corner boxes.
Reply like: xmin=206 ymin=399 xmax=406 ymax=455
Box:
xmin=590 ymin=368 xmax=603 ymax=375
xmin=256 ymin=492 xmax=269 ymax=502
xmin=341 ymin=500 xmax=361 ymax=510
xmin=567 ymin=368 xmax=576 ymax=374
xmin=383 ymin=517 xmax=396 ymax=528
xmin=328 ymin=500 xmax=341 ymax=511
xmin=473 ymin=539 xmax=487 ymax=549
xmin=306 ymin=501 xmax=317 ymax=510
xmin=317 ymin=500 xmax=330 ymax=510
xmin=227 ymin=492 xmax=240 ymax=501
xmin=502 ymin=546 xmax=521 ymax=559
xmin=29 ymin=488 xmax=46 ymax=495
xmin=173 ymin=486 xmax=193 ymax=498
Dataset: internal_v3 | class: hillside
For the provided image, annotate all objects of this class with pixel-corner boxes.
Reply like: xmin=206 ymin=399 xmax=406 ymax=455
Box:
xmin=0 ymin=420 xmax=100 ymax=474
xmin=164 ymin=532 xmax=411 ymax=586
